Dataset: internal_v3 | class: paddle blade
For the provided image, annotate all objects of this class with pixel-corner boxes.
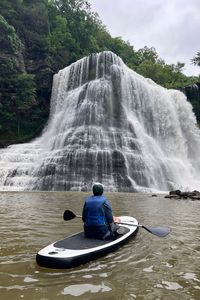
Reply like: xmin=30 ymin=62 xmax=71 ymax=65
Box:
xmin=142 ymin=225 xmax=171 ymax=237
xmin=63 ymin=210 xmax=77 ymax=221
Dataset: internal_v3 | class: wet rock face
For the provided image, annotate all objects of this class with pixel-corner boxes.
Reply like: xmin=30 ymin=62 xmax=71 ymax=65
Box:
xmin=180 ymin=83 xmax=200 ymax=123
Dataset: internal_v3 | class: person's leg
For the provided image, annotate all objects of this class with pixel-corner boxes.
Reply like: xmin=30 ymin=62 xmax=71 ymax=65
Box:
xmin=111 ymin=223 xmax=125 ymax=237
xmin=102 ymin=230 xmax=115 ymax=240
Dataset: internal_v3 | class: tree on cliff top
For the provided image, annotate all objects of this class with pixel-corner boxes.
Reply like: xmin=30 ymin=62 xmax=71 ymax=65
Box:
xmin=192 ymin=51 xmax=200 ymax=67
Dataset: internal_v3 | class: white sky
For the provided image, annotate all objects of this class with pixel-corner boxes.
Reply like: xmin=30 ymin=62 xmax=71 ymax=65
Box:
xmin=89 ymin=0 xmax=200 ymax=76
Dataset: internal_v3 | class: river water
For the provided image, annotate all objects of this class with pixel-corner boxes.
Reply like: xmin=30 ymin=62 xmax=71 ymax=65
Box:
xmin=0 ymin=192 xmax=199 ymax=300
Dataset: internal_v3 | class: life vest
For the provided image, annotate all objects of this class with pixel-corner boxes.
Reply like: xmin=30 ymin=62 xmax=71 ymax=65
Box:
xmin=84 ymin=195 xmax=107 ymax=226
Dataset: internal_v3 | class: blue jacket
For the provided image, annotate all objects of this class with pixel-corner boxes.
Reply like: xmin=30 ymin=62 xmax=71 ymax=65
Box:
xmin=82 ymin=195 xmax=113 ymax=238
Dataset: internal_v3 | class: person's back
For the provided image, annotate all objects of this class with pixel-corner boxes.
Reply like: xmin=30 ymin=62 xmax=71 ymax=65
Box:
xmin=82 ymin=183 xmax=116 ymax=240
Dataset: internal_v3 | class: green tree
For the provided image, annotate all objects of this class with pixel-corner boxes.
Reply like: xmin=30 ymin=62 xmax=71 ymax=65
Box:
xmin=0 ymin=14 xmax=22 ymax=52
xmin=137 ymin=46 xmax=159 ymax=64
xmin=192 ymin=51 xmax=200 ymax=67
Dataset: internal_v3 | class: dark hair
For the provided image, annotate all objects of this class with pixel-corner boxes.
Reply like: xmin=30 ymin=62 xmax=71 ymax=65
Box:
xmin=92 ymin=183 xmax=104 ymax=196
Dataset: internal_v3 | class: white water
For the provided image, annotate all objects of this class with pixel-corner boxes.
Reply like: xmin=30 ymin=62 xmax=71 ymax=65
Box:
xmin=0 ymin=51 xmax=200 ymax=192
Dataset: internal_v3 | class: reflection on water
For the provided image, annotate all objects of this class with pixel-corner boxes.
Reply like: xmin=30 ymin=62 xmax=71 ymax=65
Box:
xmin=61 ymin=283 xmax=112 ymax=296
xmin=0 ymin=192 xmax=200 ymax=299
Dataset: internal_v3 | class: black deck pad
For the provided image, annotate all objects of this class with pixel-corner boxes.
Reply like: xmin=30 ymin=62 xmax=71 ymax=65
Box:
xmin=54 ymin=227 xmax=130 ymax=250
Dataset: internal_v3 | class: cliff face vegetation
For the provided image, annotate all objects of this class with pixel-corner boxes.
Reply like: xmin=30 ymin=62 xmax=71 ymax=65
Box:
xmin=0 ymin=1 xmax=51 ymax=144
xmin=0 ymin=0 xmax=199 ymax=145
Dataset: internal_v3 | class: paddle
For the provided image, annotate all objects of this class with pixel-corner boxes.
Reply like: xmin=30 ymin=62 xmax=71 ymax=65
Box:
xmin=63 ymin=210 xmax=171 ymax=238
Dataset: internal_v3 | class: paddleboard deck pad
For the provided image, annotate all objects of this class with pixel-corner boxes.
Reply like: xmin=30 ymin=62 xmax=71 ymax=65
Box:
xmin=36 ymin=216 xmax=139 ymax=269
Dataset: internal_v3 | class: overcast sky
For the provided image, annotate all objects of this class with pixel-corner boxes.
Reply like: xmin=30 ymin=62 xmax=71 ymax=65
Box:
xmin=89 ymin=0 xmax=200 ymax=76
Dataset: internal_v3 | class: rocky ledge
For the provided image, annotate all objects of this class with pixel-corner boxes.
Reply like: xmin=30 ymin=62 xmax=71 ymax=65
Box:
xmin=164 ymin=190 xmax=200 ymax=200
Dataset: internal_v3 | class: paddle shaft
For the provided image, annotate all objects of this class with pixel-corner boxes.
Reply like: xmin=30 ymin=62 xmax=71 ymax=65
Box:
xmin=63 ymin=210 xmax=171 ymax=237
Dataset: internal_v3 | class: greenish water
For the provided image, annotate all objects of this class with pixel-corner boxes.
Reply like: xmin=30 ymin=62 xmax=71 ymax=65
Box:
xmin=0 ymin=192 xmax=199 ymax=300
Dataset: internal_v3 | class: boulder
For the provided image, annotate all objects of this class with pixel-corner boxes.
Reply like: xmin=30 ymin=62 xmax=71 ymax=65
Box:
xmin=165 ymin=190 xmax=200 ymax=200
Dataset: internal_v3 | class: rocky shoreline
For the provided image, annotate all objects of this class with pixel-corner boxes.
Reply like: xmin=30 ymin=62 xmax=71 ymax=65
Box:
xmin=164 ymin=190 xmax=200 ymax=200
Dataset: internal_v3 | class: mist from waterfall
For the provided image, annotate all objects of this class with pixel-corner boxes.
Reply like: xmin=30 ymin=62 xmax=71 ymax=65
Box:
xmin=1 ymin=51 xmax=200 ymax=192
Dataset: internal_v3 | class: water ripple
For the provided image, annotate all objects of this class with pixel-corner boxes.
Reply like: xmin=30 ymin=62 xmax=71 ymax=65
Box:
xmin=0 ymin=192 xmax=200 ymax=300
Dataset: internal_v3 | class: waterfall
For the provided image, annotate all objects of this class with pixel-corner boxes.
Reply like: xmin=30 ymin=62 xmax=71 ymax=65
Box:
xmin=1 ymin=51 xmax=200 ymax=192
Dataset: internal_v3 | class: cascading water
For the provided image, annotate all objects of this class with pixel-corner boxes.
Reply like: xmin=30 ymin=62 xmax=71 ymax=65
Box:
xmin=1 ymin=51 xmax=200 ymax=192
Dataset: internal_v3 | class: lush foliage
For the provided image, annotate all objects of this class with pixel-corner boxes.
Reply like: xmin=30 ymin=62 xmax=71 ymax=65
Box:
xmin=0 ymin=0 xmax=199 ymax=143
xmin=192 ymin=51 xmax=200 ymax=67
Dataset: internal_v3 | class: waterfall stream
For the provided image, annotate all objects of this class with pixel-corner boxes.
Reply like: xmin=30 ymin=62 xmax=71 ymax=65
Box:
xmin=1 ymin=51 xmax=200 ymax=192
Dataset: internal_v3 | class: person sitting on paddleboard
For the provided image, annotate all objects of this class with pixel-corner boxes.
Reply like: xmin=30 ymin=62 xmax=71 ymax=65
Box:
xmin=82 ymin=182 xmax=121 ymax=240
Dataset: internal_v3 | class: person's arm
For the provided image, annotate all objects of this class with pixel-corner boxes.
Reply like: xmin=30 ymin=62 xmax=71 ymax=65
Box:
xmin=103 ymin=200 xmax=121 ymax=223
xmin=82 ymin=203 xmax=86 ymax=222
xmin=103 ymin=200 xmax=114 ymax=224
